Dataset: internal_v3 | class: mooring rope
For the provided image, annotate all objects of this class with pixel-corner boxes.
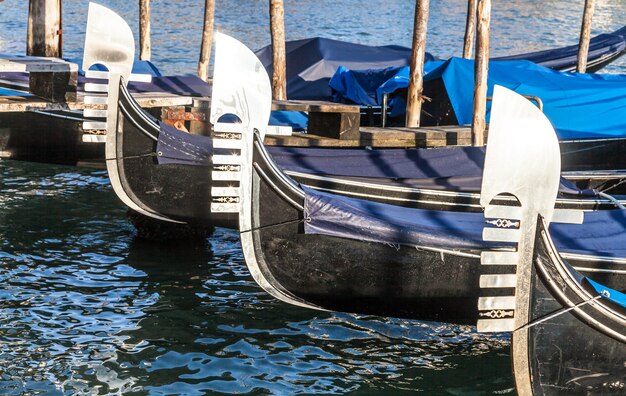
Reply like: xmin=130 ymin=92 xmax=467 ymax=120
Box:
xmin=597 ymin=191 xmax=626 ymax=209
xmin=513 ymin=294 xmax=603 ymax=332
xmin=239 ymin=218 xmax=305 ymax=234
xmin=104 ymin=152 xmax=158 ymax=161
xmin=597 ymin=177 xmax=626 ymax=194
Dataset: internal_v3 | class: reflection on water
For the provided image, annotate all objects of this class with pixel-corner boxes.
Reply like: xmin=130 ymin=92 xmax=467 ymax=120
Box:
xmin=1 ymin=0 xmax=625 ymax=393
xmin=0 ymin=160 xmax=512 ymax=394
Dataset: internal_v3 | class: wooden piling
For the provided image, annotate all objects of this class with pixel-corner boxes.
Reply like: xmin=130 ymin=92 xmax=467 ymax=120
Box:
xmin=462 ymin=0 xmax=477 ymax=58
xmin=405 ymin=0 xmax=430 ymax=128
xmin=197 ymin=0 xmax=215 ymax=82
xmin=27 ymin=0 xmax=62 ymax=57
xmin=471 ymin=0 xmax=490 ymax=146
xmin=139 ymin=0 xmax=151 ymax=61
xmin=576 ymin=0 xmax=595 ymax=73
xmin=269 ymin=0 xmax=287 ymax=100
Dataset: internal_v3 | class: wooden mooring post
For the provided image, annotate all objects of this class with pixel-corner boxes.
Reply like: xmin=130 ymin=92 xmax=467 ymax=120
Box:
xmin=405 ymin=0 xmax=430 ymax=128
xmin=139 ymin=0 xmax=151 ymax=61
xmin=197 ymin=0 xmax=215 ymax=82
xmin=27 ymin=0 xmax=62 ymax=57
xmin=462 ymin=0 xmax=477 ymax=58
xmin=471 ymin=0 xmax=490 ymax=146
xmin=577 ymin=0 xmax=596 ymax=73
xmin=269 ymin=0 xmax=287 ymax=100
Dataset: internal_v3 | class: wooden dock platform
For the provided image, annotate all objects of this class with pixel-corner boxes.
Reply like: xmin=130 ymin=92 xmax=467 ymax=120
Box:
xmin=264 ymin=125 xmax=472 ymax=148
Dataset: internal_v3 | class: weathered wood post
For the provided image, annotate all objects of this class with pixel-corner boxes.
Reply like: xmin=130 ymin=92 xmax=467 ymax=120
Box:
xmin=139 ymin=0 xmax=151 ymax=61
xmin=472 ymin=0 xmax=490 ymax=146
xmin=577 ymin=0 xmax=596 ymax=73
xmin=27 ymin=0 xmax=62 ymax=57
xmin=269 ymin=0 xmax=287 ymax=100
xmin=405 ymin=0 xmax=430 ymax=128
xmin=197 ymin=0 xmax=215 ymax=82
xmin=462 ymin=0 xmax=477 ymax=58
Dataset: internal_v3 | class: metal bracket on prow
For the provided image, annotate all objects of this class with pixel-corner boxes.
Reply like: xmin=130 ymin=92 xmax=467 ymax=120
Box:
xmin=210 ymin=122 xmax=245 ymax=214
xmin=208 ymin=32 xmax=272 ymax=215
xmin=81 ymin=2 xmax=153 ymax=141
xmin=477 ymin=86 xmax=585 ymax=334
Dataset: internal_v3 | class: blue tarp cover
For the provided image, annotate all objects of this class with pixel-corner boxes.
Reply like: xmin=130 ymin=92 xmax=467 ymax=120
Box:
xmin=334 ymin=58 xmax=626 ymax=139
xmin=585 ymin=277 xmax=626 ymax=308
xmin=302 ymin=186 xmax=626 ymax=259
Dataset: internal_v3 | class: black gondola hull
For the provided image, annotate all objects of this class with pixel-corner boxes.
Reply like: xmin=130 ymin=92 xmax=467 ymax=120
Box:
xmin=246 ymin=139 xmax=625 ymax=324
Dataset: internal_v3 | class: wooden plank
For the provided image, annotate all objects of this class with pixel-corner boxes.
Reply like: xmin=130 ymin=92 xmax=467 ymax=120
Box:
xmin=271 ymin=100 xmax=360 ymax=113
xmin=308 ymin=112 xmax=360 ymax=140
xmin=0 ymin=92 xmax=193 ymax=112
xmin=264 ymin=126 xmax=471 ymax=148
xmin=0 ymin=57 xmax=78 ymax=72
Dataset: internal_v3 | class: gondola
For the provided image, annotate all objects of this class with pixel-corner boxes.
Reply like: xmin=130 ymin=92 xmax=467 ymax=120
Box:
xmin=93 ymin=8 xmax=626 ymax=227
xmin=475 ymin=91 xmax=625 ymax=395
xmin=3 ymin=2 xmax=626 ymax=169
xmin=104 ymin=30 xmax=626 ymax=323
xmin=234 ymin=82 xmax=626 ymax=324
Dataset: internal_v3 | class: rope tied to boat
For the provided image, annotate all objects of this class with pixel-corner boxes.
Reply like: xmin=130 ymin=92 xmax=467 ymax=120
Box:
xmin=104 ymin=152 xmax=158 ymax=161
xmin=513 ymin=294 xmax=603 ymax=333
xmin=596 ymin=177 xmax=626 ymax=195
xmin=239 ymin=218 xmax=305 ymax=235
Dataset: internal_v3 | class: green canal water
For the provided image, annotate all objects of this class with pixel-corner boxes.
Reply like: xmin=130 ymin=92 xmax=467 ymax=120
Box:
xmin=1 ymin=0 xmax=625 ymax=394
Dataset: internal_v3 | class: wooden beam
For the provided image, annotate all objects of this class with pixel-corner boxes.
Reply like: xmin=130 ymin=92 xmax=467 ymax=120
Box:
xmin=405 ymin=0 xmax=430 ymax=128
xmin=139 ymin=0 xmax=151 ymax=61
xmin=576 ymin=0 xmax=595 ymax=73
xmin=27 ymin=0 xmax=62 ymax=58
xmin=472 ymin=0 xmax=490 ymax=146
xmin=197 ymin=0 xmax=215 ymax=82
xmin=462 ymin=0 xmax=477 ymax=58
xmin=269 ymin=0 xmax=287 ymax=100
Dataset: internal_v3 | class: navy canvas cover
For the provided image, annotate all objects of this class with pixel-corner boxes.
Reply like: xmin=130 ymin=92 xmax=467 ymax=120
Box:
xmin=125 ymin=75 xmax=212 ymax=97
xmin=155 ymin=121 xmax=213 ymax=166
xmin=154 ymin=132 xmax=592 ymax=197
xmin=267 ymin=145 xmax=592 ymax=196
xmin=255 ymin=37 xmax=433 ymax=101
xmin=303 ymin=186 xmax=626 ymax=259
xmin=495 ymin=26 xmax=626 ymax=70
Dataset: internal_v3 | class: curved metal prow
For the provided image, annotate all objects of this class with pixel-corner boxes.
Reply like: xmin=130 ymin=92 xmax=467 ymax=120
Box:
xmin=83 ymin=2 xmax=134 ymax=82
xmin=480 ymin=85 xmax=561 ymax=223
xmin=211 ymin=32 xmax=272 ymax=140
xmin=478 ymin=86 xmax=563 ymax=395
xmin=85 ymin=4 xmax=180 ymax=223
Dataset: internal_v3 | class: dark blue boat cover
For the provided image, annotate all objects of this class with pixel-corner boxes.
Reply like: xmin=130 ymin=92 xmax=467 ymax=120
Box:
xmin=156 ymin=121 xmax=213 ymax=165
xmin=495 ymin=26 xmax=626 ymax=71
xmin=267 ymin=145 xmax=592 ymax=196
xmin=335 ymin=58 xmax=626 ymax=139
xmin=155 ymin=129 xmax=591 ymax=196
xmin=125 ymin=75 xmax=212 ymax=97
xmin=302 ymin=186 xmax=626 ymax=259
xmin=255 ymin=37 xmax=433 ymax=101
xmin=0 ymin=70 xmax=212 ymax=97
